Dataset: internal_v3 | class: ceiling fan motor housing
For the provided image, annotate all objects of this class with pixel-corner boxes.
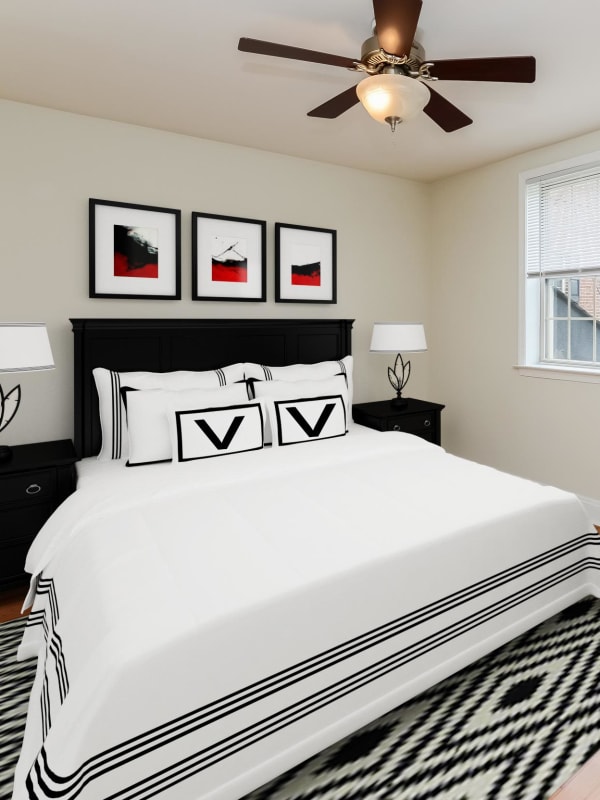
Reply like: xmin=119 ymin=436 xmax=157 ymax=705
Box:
xmin=359 ymin=34 xmax=426 ymax=74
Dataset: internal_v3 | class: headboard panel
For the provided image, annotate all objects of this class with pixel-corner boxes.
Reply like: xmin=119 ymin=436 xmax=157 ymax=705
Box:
xmin=71 ymin=318 xmax=354 ymax=458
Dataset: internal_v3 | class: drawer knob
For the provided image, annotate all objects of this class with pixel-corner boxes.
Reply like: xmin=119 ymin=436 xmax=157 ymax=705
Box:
xmin=393 ymin=424 xmax=402 ymax=432
xmin=26 ymin=483 xmax=42 ymax=495
xmin=424 ymin=419 xmax=431 ymax=428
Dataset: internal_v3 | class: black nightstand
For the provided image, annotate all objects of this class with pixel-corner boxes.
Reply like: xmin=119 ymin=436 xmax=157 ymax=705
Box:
xmin=0 ymin=439 xmax=78 ymax=586
xmin=352 ymin=398 xmax=445 ymax=445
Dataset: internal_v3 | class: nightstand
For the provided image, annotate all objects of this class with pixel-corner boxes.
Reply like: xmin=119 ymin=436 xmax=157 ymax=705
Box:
xmin=0 ymin=439 xmax=77 ymax=586
xmin=352 ymin=398 xmax=445 ymax=445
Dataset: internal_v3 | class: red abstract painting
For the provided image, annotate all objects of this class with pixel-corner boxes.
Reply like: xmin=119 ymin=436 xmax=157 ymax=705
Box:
xmin=113 ymin=225 xmax=159 ymax=279
xmin=212 ymin=261 xmax=248 ymax=283
xmin=211 ymin=236 xmax=248 ymax=283
xmin=291 ymin=262 xmax=321 ymax=286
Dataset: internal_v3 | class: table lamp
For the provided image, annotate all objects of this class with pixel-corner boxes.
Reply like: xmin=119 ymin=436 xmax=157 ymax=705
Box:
xmin=370 ymin=322 xmax=427 ymax=408
xmin=0 ymin=323 xmax=54 ymax=462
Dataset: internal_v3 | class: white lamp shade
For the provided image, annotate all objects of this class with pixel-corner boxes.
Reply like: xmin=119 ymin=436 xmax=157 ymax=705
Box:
xmin=370 ymin=322 xmax=427 ymax=353
xmin=356 ymin=74 xmax=430 ymax=125
xmin=0 ymin=323 xmax=54 ymax=372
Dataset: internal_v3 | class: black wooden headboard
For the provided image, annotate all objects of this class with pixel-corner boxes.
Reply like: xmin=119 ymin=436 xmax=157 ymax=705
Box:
xmin=71 ymin=318 xmax=354 ymax=459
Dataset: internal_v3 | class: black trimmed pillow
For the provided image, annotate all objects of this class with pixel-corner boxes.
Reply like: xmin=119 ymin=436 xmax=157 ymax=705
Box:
xmin=93 ymin=364 xmax=245 ymax=461
xmin=268 ymin=394 xmax=347 ymax=447
xmin=244 ymin=356 xmax=353 ymax=404
xmin=123 ymin=383 xmax=249 ymax=466
xmin=253 ymin=375 xmax=349 ymax=444
xmin=172 ymin=402 xmax=264 ymax=462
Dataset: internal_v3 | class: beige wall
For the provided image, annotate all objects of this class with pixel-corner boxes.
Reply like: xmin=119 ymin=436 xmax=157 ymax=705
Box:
xmin=2 ymin=98 xmax=598 ymax=508
xmin=0 ymin=99 xmax=431 ymax=447
xmin=430 ymin=129 xmax=600 ymax=504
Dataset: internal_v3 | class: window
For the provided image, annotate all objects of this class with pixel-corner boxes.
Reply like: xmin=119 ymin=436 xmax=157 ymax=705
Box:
xmin=521 ymin=156 xmax=600 ymax=378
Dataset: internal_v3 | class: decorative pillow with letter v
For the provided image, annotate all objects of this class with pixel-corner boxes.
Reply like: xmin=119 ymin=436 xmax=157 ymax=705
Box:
xmin=270 ymin=394 xmax=347 ymax=447
xmin=253 ymin=375 xmax=349 ymax=445
xmin=173 ymin=402 xmax=264 ymax=462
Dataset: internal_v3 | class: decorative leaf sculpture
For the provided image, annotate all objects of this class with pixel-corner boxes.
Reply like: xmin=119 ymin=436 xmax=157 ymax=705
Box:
xmin=387 ymin=353 xmax=412 ymax=399
xmin=400 ymin=358 xmax=411 ymax=391
xmin=0 ymin=384 xmax=21 ymax=432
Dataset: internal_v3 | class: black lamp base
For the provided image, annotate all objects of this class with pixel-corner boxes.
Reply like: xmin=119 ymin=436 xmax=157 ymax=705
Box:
xmin=0 ymin=445 xmax=13 ymax=463
xmin=390 ymin=395 xmax=408 ymax=409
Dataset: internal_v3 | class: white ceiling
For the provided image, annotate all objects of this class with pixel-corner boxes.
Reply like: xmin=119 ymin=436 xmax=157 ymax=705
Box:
xmin=1 ymin=0 xmax=599 ymax=182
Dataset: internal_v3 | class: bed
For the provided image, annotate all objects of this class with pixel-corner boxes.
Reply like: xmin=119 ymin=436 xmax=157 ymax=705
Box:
xmin=11 ymin=317 xmax=599 ymax=800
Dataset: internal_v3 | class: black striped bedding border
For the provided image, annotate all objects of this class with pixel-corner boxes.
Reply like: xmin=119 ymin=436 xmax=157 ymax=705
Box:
xmin=23 ymin=533 xmax=599 ymax=800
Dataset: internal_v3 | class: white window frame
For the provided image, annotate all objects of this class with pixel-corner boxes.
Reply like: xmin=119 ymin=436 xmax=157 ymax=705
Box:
xmin=517 ymin=151 xmax=600 ymax=384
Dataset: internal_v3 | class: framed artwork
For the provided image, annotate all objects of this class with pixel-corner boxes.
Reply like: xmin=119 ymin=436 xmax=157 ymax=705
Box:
xmin=275 ymin=223 xmax=337 ymax=304
xmin=192 ymin=212 xmax=266 ymax=301
xmin=89 ymin=199 xmax=181 ymax=299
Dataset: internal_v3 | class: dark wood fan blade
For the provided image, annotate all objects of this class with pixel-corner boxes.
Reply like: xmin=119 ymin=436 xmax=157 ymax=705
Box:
xmin=373 ymin=0 xmax=423 ymax=57
xmin=423 ymin=85 xmax=472 ymax=132
xmin=307 ymin=86 xmax=360 ymax=118
xmin=428 ymin=56 xmax=536 ymax=83
xmin=238 ymin=38 xmax=357 ymax=69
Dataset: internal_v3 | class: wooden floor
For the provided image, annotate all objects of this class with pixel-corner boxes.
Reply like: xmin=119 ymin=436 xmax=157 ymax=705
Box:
xmin=2 ymin=530 xmax=600 ymax=799
xmin=0 ymin=580 xmax=29 ymax=623
xmin=550 ymin=748 xmax=600 ymax=800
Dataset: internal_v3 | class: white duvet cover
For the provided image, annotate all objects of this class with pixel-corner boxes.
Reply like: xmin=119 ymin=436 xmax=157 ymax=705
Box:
xmin=12 ymin=426 xmax=598 ymax=800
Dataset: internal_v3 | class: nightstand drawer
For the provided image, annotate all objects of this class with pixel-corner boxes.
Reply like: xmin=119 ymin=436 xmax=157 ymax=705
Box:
xmin=386 ymin=412 xmax=434 ymax=436
xmin=0 ymin=469 xmax=57 ymax=507
xmin=1 ymin=537 xmax=35 ymax=580
xmin=0 ymin=439 xmax=77 ymax=586
xmin=352 ymin=398 xmax=444 ymax=446
xmin=0 ymin=503 xmax=56 ymax=543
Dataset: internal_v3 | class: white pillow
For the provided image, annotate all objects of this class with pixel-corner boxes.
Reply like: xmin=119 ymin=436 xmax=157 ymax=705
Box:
xmin=172 ymin=402 xmax=264 ymax=462
xmin=93 ymin=364 xmax=245 ymax=461
xmin=245 ymin=356 xmax=353 ymax=405
xmin=253 ymin=375 xmax=349 ymax=444
xmin=124 ymin=383 xmax=249 ymax=466
xmin=267 ymin=394 xmax=347 ymax=447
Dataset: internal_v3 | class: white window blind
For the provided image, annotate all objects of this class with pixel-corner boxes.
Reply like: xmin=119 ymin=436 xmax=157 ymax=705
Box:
xmin=526 ymin=165 xmax=600 ymax=276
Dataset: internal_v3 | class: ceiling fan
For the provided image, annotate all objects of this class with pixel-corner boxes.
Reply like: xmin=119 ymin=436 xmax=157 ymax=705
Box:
xmin=238 ymin=0 xmax=536 ymax=133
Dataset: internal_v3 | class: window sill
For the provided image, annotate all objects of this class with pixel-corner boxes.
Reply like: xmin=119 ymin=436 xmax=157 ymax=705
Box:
xmin=514 ymin=364 xmax=600 ymax=384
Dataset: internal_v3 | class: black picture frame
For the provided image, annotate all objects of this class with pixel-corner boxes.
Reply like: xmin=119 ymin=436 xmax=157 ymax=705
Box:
xmin=192 ymin=212 xmax=267 ymax=302
xmin=89 ymin=199 xmax=181 ymax=300
xmin=275 ymin=223 xmax=337 ymax=304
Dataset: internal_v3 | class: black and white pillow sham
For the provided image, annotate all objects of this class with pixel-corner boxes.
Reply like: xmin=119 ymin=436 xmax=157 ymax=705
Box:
xmin=268 ymin=394 xmax=347 ymax=447
xmin=173 ymin=402 xmax=264 ymax=462
xmin=93 ymin=364 xmax=245 ymax=461
xmin=244 ymin=356 xmax=353 ymax=405
xmin=122 ymin=383 xmax=249 ymax=466
xmin=253 ymin=375 xmax=349 ymax=444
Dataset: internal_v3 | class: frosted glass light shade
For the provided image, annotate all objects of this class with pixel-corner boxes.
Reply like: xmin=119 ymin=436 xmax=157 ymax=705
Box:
xmin=356 ymin=73 xmax=430 ymax=125
xmin=0 ymin=323 xmax=54 ymax=372
xmin=370 ymin=323 xmax=427 ymax=353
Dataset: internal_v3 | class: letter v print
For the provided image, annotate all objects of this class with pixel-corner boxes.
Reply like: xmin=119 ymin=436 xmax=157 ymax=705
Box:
xmin=195 ymin=415 xmax=244 ymax=450
xmin=286 ymin=403 xmax=335 ymax=438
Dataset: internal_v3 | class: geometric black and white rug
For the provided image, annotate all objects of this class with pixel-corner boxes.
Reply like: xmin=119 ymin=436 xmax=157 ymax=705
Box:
xmin=0 ymin=616 xmax=37 ymax=800
xmin=243 ymin=597 xmax=600 ymax=800
xmin=2 ymin=599 xmax=600 ymax=800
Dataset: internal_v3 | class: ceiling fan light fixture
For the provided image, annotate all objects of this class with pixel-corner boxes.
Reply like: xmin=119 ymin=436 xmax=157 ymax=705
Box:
xmin=356 ymin=72 xmax=430 ymax=130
